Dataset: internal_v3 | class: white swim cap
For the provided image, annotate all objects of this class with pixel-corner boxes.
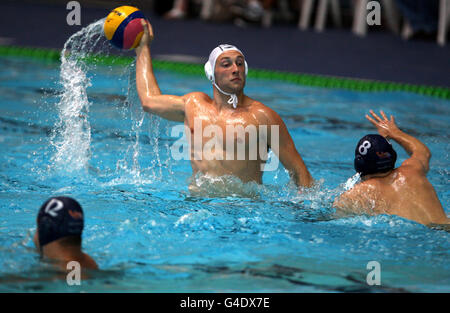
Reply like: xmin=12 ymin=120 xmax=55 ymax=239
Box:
xmin=204 ymin=44 xmax=248 ymax=109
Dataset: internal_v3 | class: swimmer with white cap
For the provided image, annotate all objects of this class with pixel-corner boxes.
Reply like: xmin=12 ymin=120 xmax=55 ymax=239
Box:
xmin=135 ymin=20 xmax=313 ymax=190
xmin=203 ymin=44 xmax=248 ymax=109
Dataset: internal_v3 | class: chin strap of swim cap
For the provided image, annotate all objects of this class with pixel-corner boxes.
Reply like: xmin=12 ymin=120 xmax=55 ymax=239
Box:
xmin=213 ymin=82 xmax=238 ymax=109
xmin=205 ymin=44 xmax=247 ymax=109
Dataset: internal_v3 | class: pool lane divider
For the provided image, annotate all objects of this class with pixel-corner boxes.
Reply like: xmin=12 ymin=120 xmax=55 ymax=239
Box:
xmin=1 ymin=45 xmax=449 ymax=100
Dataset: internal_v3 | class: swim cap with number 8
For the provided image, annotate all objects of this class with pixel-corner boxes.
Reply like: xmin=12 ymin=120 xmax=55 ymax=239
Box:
xmin=103 ymin=6 xmax=146 ymax=50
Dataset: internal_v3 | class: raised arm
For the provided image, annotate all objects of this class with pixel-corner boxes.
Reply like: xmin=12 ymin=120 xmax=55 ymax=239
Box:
xmin=135 ymin=20 xmax=185 ymax=122
xmin=268 ymin=109 xmax=314 ymax=188
xmin=365 ymin=110 xmax=431 ymax=173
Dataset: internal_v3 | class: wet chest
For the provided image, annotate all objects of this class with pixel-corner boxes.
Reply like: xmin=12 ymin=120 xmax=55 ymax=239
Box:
xmin=186 ymin=108 xmax=267 ymax=151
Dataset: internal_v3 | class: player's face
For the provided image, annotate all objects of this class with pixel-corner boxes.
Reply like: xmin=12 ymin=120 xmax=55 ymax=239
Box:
xmin=214 ymin=51 xmax=246 ymax=93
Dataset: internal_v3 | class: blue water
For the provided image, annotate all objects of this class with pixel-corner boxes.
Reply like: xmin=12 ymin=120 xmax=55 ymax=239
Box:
xmin=0 ymin=49 xmax=449 ymax=292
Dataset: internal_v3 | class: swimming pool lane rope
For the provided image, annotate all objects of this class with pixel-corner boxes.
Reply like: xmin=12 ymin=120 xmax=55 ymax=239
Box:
xmin=1 ymin=45 xmax=449 ymax=100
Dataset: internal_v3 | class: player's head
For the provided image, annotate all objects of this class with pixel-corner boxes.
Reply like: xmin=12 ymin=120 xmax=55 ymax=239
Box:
xmin=354 ymin=134 xmax=397 ymax=176
xmin=36 ymin=197 xmax=84 ymax=249
xmin=204 ymin=44 xmax=248 ymax=108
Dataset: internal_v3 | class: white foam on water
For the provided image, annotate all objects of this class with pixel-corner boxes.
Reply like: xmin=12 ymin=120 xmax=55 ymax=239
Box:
xmin=188 ymin=173 xmax=263 ymax=199
xmin=174 ymin=209 xmax=212 ymax=228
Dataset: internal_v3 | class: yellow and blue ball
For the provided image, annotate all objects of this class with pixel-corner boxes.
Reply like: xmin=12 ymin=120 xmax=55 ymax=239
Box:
xmin=103 ymin=6 xmax=146 ymax=50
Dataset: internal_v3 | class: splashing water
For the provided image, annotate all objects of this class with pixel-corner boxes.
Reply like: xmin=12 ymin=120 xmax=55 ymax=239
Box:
xmin=115 ymin=65 xmax=145 ymax=181
xmin=188 ymin=173 xmax=262 ymax=199
xmin=45 ymin=18 xmax=175 ymax=188
xmin=50 ymin=19 xmax=106 ymax=172
xmin=343 ymin=173 xmax=361 ymax=191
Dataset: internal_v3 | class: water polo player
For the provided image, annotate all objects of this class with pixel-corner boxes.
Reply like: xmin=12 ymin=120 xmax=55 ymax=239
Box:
xmin=333 ymin=110 xmax=449 ymax=226
xmin=34 ymin=197 xmax=98 ymax=270
xmin=134 ymin=19 xmax=313 ymax=189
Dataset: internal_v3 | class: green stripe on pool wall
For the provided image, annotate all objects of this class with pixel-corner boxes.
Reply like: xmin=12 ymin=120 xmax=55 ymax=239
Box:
xmin=0 ymin=45 xmax=449 ymax=100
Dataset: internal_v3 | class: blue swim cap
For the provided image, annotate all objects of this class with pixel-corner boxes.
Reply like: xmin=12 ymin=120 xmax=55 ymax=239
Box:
xmin=354 ymin=134 xmax=397 ymax=176
xmin=37 ymin=197 xmax=84 ymax=248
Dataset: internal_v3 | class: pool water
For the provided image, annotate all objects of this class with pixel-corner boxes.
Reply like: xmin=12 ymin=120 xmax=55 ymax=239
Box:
xmin=0 ymin=38 xmax=449 ymax=292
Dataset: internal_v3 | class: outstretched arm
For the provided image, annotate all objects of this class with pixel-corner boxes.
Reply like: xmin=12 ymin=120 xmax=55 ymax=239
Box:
xmin=365 ymin=110 xmax=431 ymax=173
xmin=135 ymin=20 xmax=185 ymax=122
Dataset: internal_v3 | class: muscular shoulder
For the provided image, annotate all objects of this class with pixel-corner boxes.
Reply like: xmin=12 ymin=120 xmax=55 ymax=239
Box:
xmin=344 ymin=181 xmax=378 ymax=199
xmin=183 ymin=92 xmax=211 ymax=113
xmin=82 ymin=253 xmax=98 ymax=270
xmin=334 ymin=182 xmax=378 ymax=214
xmin=183 ymin=92 xmax=211 ymax=103
xmin=245 ymin=98 xmax=282 ymax=125
xmin=398 ymin=158 xmax=428 ymax=176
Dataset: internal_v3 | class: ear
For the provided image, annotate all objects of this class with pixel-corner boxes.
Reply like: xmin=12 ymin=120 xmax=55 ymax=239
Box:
xmin=244 ymin=60 xmax=248 ymax=76
xmin=204 ymin=62 xmax=213 ymax=82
